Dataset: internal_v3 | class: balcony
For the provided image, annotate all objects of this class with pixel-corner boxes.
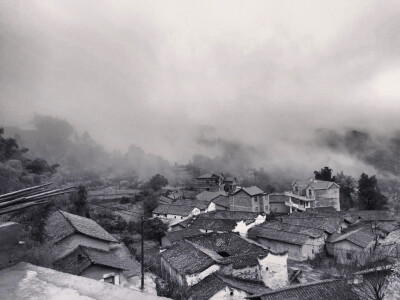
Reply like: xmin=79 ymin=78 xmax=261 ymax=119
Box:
xmin=284 ymin=191 xmax=315 ymax=201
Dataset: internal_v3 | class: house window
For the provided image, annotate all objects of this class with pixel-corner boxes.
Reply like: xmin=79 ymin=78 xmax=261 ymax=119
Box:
xmin=77 ymin=254 xmax=84 ymax=263
xmin=346 ymin=252 xmax=352 ymax=260
xmin=254 ymin=196 xmax=258 ymax=202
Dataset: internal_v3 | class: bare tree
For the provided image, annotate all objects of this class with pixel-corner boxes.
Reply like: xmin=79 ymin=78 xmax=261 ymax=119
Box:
xmin=350 ymin=262 xmax=393 ymax=300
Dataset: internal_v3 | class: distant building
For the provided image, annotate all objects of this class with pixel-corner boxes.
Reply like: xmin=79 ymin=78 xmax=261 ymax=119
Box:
xmin=196 ymin=173 xmax=222 ymax=192
xmin=153 ymin=204 xmax=200 ymax=221
xmin=268 ymin=194 xmax=291 ymax=214
xmin=170 ymin=199 xmax=216 ymax=213
xmin=221 ymin=176 xmax=237 ymax=193
xmin=287 ymin=179 xmax=340 ymax=211
xmin=196 ymin=191 xmax=229 ymax=210
xmin=229 ymin=186 xmax=269 ymax=213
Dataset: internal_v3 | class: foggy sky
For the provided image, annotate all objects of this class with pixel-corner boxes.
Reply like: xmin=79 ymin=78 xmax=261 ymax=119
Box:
xmin=1 ymin=0 xmax=400 ymax=177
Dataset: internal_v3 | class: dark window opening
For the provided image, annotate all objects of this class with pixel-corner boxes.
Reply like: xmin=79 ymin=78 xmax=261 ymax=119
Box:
xmin=217 ymin=251 xmax=231 ymax=257
xmin=104 ymin=275 xmax=115 ymax=285
xmin=77 ymin=254 xmax=84 ymax=263
xmin=346 ymin=252 xmax=352 ymax=260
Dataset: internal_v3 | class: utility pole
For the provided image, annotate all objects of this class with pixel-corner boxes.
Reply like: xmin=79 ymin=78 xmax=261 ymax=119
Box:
xmin=141 ymin=216 xmax=145 ymax=290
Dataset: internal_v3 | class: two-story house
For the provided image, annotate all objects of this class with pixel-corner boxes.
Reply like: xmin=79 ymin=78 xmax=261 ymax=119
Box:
xmin=196 ymin=173 xmax=222 ymax=192
xmin=287 ymin=179 xmax=340 ymax=211
xmin=229 ymin=186 xmax=269 ymax=213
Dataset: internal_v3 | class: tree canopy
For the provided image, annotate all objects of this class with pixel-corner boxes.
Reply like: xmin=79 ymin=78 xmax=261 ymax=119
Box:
xmin=149 ymin=173 xmax=168 ymax=191
xmin=358 ymin=173 xmax=388 ymax=210
xmin=314 ymin=166 xmax=335 ymax=181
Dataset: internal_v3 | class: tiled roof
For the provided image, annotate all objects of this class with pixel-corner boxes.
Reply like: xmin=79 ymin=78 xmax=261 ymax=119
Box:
xmin=251 ymin=279 xmax=357 ymax=300
xmin=196 ymin=191 xmax=227 ymax=202
xmin=249 ymin=226 xmax=309 ymax=246
xmin=236 ymin=186 xmax=265 ymax=196
xmin=351 ymin=210 xmax=395 ymax=222
xmin=259 ymin=222 xmax=324 ymax=238
xmin=223 ymin=176 xmax=236 ymax=182
xmin=197 ymin=173 xmax=221 ymax=179
xmin=268 ymin=194 xmax=290 ymax=203
xmin=169 ymin=218 xmax=192 ymax=230
xmin=164 ymin=228 xmax=203 ymax=243
xmin=54 ymin=246 xmax=128 ymax=275
xmin=292 ymin=179 xmax=312 ymax=187
xmin=158 ymin=195 xmax=173 ymax=204
xmin=170 ymin=199 xmax=209 ymax=210
xmin=186 ymin=232 xmax=268 ymax=256
xmin=188 ymin=218 xmax=238 ymax=232
xmin=196 ymin=211 xmax=260 ymax=221
xmin=58 ymin=211 xmax=117 ymax=242
xmin=212 ymin=196 xmax=229 ymax=208
xmin=153 ymin=204 xmax=195 ymax=216
xmin=223 ymin=252 xmax=268 ymax=268
xmin=161 ymin=232 xmax=270 ymax=275
xmin=329 ymin=228 xmax=374 ymax=248
xmin=307 ymin=181 xmax=339 ymax=190
xmin=308 ymin=206 xmax=337 ymax=212
xmin=281 ymin=215 xmax=344 ymax=234
xmin=160 ymin=240 xmax=218 ymax=274
xmin=189 ymin=273 xmax=270 ymax=300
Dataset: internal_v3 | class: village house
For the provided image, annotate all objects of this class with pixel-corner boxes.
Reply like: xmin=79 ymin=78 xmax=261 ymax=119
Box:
xmin=54 ymin=245 xmax=128 ymax=285
xmin=326 ymin=226 xmax=375 ymax=265
xmin=44 ymin=210 xmax=118 ymax=258
xmin=187 ymin=273 xmax=270 ymax=300
xmin=196 ymin=173 xmax=223 ymax=192
xmin=221 ymin=176 xmax=237 ymax=193
xmin=153 ymin=204 xmax=200 ymax=221
xmin=268 ymin=193 xmax=291 ymax=214
xmin=160 ymin=232 xmax=288 ymax=290
xmin=286 ymin=179 xmax=341 ymax=211
xmin=229 ymin=186 xmax=269 ymax=213
xmin=281 ymin=213 xmax=348 ymax=237
xmin=248 ymin=222 xmax=325 ymax=261
xmin=196 ymin=191 xmax=229 ymax=210
xmin=43 ymin=210 xmax=141 ymax=284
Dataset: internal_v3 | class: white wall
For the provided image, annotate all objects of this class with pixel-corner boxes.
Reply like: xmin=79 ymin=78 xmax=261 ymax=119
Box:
xmin=185 ymin=264 xmax=220 ymax=286
xmin=258 ymin=252 xmax=288 ymax=289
